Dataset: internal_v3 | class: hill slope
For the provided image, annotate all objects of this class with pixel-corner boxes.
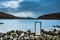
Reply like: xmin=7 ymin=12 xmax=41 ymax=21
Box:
xmin=0 ymin=12 xmax=20 ymax=19
xmin=0 ymin=12 xmax=35 ymax=19
xmin=38 ymin=13 xmax=60 ymax=20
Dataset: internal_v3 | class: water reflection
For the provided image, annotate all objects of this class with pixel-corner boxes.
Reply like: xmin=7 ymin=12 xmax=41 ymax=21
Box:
xmin=0 ymin=19 xmax=60 ymax=35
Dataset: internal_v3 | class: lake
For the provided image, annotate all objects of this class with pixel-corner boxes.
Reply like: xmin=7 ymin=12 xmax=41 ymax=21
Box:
xmin=0 ymin=19 xmax=60 ymax=35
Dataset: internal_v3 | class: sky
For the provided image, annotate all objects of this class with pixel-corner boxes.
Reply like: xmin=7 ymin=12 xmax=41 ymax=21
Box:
xmin=0 ymin=0 xmax=60 ymax=18
xmin=0 ymin=0 xmax=60 ymax=35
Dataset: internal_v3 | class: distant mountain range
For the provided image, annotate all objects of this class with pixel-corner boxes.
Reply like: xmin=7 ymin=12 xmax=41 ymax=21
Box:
xmin=0 ymin=12 xmax=35 ymax=19
xmin=38 ymin=12 xmax=60 ymax=20
xmin=0 ymin=12 xmax=60 ymax=19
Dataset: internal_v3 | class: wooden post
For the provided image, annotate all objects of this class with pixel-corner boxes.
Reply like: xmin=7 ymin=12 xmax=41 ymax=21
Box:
xmin=35 ymin=22 xmax=36 ymax=35
xmin=40 ymin=22 xmax=42 ymax=35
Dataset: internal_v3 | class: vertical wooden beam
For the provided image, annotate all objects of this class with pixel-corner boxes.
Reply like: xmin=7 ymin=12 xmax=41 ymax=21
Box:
xmin=40 ymin=22 xmax=42 ymax=35
xmin=35 ymin=22 xmax=36 ymax=35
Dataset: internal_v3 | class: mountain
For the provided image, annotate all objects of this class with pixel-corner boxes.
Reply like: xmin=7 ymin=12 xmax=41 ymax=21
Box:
xmin=38 ymin=12 xmax=60 ymax=20
xmin=0 ymin=12 xmax=22 ymax=19
xmin=0 ymin=12 xmax=35 ymax=19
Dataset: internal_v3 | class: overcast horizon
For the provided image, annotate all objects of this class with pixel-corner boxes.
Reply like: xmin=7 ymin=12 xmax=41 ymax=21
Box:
xmin=0 ymin=0 xmax=60 ymax=18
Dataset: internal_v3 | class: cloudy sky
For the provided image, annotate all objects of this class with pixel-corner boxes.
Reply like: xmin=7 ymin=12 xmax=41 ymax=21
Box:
xmin=0 ymin=0 xmax=60 ymax=34
xmin=0 ymin=0 xmax=60 ymax=18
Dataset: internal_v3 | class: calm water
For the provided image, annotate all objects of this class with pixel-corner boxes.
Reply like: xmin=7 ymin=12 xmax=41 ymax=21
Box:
xmin=0 ymin=19 xmax=60 ymax=35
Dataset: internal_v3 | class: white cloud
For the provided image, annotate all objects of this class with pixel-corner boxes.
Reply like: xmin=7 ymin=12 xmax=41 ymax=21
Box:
xmin=11 ymin=12 xmax=36 ymax=18
xmin=0 ymin=0 xmax=23 ymax=8
xmin=0 ymin=1 xmax=19 ymax=8
xmin=18 ymin=0 xmax=24 ymax=2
